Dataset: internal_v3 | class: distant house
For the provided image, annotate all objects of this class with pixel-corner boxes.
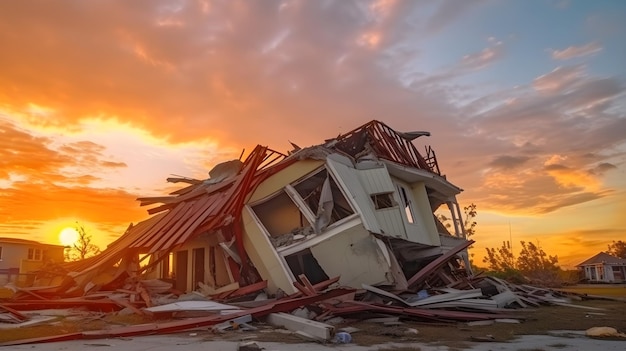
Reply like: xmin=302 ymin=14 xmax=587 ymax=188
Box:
xmin=576 ymin=252 xmax=626 ymax=283
xmin=0 ymin=237 xmax=65 ymax=286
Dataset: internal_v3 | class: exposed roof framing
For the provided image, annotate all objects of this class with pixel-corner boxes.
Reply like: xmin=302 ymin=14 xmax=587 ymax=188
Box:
xmin=331 ymin=120 xmax=440 ymax=175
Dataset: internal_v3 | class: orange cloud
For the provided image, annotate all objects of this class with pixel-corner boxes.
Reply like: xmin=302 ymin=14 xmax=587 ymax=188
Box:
xmin=550 ymin=42 xmax=602 ymax=60
xmin=533 ymin=65 xmax=585 ymax=93
xmin=545 ymin=164 xmax=601 ymax=191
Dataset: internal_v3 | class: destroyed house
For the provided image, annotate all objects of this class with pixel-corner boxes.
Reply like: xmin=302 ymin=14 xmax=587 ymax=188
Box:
xmin=57 ymin=120 xmax=471 ymax=297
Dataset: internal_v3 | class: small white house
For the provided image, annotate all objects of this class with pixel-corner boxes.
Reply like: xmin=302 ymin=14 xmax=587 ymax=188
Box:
xmin=0 ymin=237 xmax=65 ymax=286
xmin=576 ymin=252 xmax=626 ymax=283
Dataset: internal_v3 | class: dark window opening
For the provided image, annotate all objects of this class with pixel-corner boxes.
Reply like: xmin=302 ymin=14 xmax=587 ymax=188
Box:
xmin=285 ymin=248 xmax=329 ymax=285
xmin=371 ymin=192 xmax=396 ymax=209
xmin=293 ymin=168 xmax=354 ymax=224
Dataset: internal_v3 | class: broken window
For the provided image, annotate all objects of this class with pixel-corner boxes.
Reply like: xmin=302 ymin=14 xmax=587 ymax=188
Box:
xmin=371 ymin=192 xmax=396 ymax=209
xmin=251 ymin=167 xmax=355 ymax=242
xmin=252 ymin=190 xmax=308 ymax=238
xmin=292 ymin=168 xmax=354 ymax=230
xmin=396 ymin=184 xmax=415 ymax=223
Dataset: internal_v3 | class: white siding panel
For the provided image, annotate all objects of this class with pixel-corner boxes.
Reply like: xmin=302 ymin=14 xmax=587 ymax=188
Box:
xmin=358 ymin=166 xmax=407 ymax=238
xmin=374 ymin=208 xmax=407 ymax=238
xmin=358 ymin=166 xmax=396 ymax=194
xmin=326 ymin=157 xmax=381 ymax=234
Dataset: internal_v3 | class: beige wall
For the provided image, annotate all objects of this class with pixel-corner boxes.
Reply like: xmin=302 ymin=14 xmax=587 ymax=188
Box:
xmin=242 ymin=207 xmax=296 ymax=294
xmin=309 ymin=222 xmax=395 ymax=287
xmin=0 ymin=241 xmax=64 ymax=272
xmin=0 ymin=241 xmax=64 ymax=286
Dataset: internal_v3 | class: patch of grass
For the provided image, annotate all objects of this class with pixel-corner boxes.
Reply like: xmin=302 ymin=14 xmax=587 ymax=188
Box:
xmin=0 ymin=313 xmax=157 ymax=343
xmin=557 ymin=285 xmax=626 ymax=297
xmin=0 ymin=318 xmax=88 ymax=343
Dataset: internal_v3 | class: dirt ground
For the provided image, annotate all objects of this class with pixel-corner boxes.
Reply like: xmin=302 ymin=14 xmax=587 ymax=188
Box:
xmin=247 ymin=299 xmax=626 ymax=349
xmin=2 ymin=298 xmax=625 ymax=350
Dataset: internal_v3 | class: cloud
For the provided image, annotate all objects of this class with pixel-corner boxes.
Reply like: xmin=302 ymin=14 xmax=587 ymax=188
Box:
xmin=460 ymin=45 xmax=503 ymax=71
xmin=0 ymin=0 xmax=455 ymax=149
xmin=590 ymin=162 xmax=618 ymax=175
xmin=418 ymin=40 xmax=505 ymax=86
xmin=424 ymin=0 xmax=485 ymax=34
xmin=0 ymin=117 xmax=128 ymax=185
xmin=488 ymin=155 xmax=531 ymax=169
xmin=455 ymin=63 xmax=626 ymax=215
xmin=549 ymin=42 xmax=602 ymax=60
xmin=533 ymin=65 xmax=585 ymax=93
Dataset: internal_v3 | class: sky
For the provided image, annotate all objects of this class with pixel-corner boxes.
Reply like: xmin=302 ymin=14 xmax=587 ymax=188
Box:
xmin=0 ymin=0 xmax=625 ymax=269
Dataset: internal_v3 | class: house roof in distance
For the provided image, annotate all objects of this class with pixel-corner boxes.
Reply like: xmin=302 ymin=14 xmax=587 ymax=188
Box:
xmin=576 ymin=251 xmax=626 ymax=266
xmin=0 ymin=237 xmax=64 ymax=248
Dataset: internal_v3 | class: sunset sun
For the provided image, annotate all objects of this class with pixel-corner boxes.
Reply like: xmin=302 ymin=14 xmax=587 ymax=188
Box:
xmin=59 ymin=227 xmax=79 ymax=246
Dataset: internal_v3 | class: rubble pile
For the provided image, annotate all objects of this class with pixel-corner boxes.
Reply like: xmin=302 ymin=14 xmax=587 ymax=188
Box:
xmin=0 ymin=251 xmax=605 ymax=346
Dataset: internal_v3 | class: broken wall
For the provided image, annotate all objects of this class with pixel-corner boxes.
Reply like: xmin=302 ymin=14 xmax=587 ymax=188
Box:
xmin=308 ymin=221 xmax=396 ymax=287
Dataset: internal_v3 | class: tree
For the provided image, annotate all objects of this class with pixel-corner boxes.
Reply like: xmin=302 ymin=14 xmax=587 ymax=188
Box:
xmin=516 ymin=241 xmax=560 ymax=284
xmin=483 ymin=241 xmax=516 ymax=272
xmin=607 ymin=240 xmax=626 ymax=259
xmin=436 ymin=203 xmax=477 ymax=238
xmin=483 ymin=240 xmax=561 ymax=286
xmin=65 ymin=223 xmax=101 ymax=261
xmin=463 ymin=203 xmax=477 ymax=238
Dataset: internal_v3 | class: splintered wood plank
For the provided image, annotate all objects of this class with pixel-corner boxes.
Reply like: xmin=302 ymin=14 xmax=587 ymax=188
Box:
xmin=298 ymin=274 xmax=317 ymax=294
xmin=407 ymin=240 xmax=474 ymax=288
xmin=293 ymin=282 xmax=314 ymax=296
xmin=288 ymin=276 xmax=340 ymax=298
xmin=0 ymin=304 xmax=29 ymax=321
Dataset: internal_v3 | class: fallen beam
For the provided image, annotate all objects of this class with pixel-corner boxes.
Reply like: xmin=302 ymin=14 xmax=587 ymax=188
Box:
xmin=266 ymin=312 xmax=334 ymax=341
xmin=329 ymin=300 xmax=521 ymax=322
xmin=0 ymin=304 xmax=29 ymax=322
